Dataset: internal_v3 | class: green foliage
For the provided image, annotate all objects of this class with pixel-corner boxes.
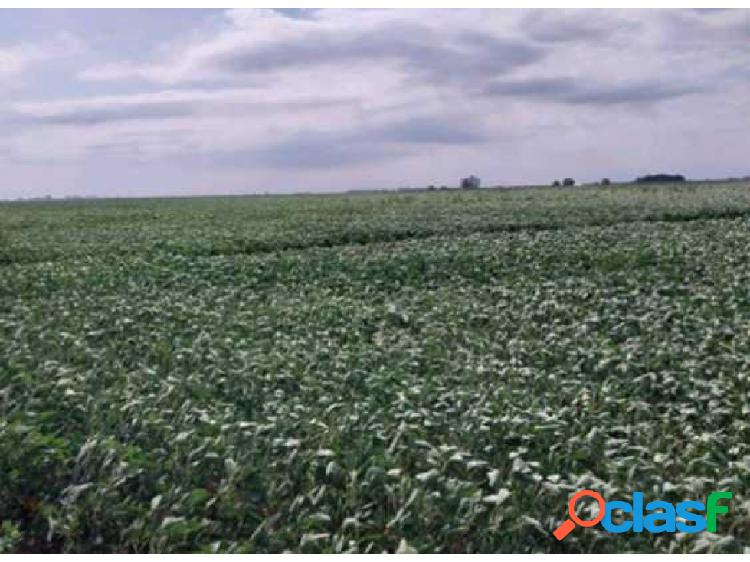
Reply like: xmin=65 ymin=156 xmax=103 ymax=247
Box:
xmin=1 ymin=181 xmax=750 ymax=552
xmin=0 ymin=522 xmax=22 ymax=553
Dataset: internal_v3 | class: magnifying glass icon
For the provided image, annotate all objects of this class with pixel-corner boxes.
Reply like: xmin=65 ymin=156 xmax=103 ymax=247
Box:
xmin=552 ymin=489 xmax=605 ymax=541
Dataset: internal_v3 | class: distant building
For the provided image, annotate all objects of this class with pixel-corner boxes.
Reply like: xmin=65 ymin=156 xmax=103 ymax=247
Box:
xmin=460 ymin=175 xmax=481 ymax=189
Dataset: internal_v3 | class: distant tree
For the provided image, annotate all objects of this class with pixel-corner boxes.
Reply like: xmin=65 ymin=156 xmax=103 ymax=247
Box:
xmin=460 ymin=175 xmax=481 ymax=189
xmin=601 ymin=178 xmax=611 ymax=185
xmin=552 ymin=180 xmax=561 ymax=187
xmin=563 ymin=178 xmax=575 ymax=186
xmin=427 ymin=185 xmax=436 ymax=191
xmin=635 ymin=173 xmax=686 ymax=183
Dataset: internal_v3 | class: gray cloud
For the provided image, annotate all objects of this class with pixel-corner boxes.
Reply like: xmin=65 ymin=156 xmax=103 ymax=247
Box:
xmin=271 ymin=8 xmax=319 ymax=20
xmin=372 ymin=116 xmax=488 ymax=144
xmin=77 ymin=11 xmax=548 ymax=89
xmin=3 ymin=9 xmax=749 ymax=199
xmin=647 ymin=9 xmax=749 ymax=54
xmin=182 ymin=22 xmax=545 ymax=86
xmin=214 ymin=114 xmax=487 ymax=170
xmin=213 ymin=130 xmax=400 ymax=170
xmin=13 ymin=92 xmax=358 ymax=126
xmin=485 ymin=77 xmax=699 ymax=105
xmin=254 ymin=137 xmax=398 ymax=169
xmin=28 ymin=101 xmax=194 ymax=125
xmin=691 ymin=8 xmax=733 ymax=14
xmin=521 ymin=10 xmax=635 ymax=44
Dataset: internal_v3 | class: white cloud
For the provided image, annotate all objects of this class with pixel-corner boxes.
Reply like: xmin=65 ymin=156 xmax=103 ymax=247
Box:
xmin=78 ymin=9 xmax=542 ymax=86
xmin=1 ymin=9 xmax=749 ymax=198
xmin=0 ymin=48 xmax=28 ymax=79
xmin=0 ymin=33 xmax=82 ymax=87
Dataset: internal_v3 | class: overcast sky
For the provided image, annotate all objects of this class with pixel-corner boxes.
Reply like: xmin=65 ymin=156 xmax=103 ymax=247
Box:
xmin=1 ymin=8 xmax=748 ymax=198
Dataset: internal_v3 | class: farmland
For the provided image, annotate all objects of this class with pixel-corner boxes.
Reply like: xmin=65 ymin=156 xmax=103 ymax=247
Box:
xmin=1 ymin=181 xmax=750 ymax=553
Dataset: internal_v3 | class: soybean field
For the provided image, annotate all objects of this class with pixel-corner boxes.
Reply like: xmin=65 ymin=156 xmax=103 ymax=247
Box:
xmin=1 ymin=181 xmax=750 ymax=553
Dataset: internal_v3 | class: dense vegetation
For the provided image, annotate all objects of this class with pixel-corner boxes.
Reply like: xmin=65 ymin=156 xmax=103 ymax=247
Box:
xmin=636 ymin=174 xmax=686 ymax=183
xmin=1 ymin=181 xmax=750 ymax=553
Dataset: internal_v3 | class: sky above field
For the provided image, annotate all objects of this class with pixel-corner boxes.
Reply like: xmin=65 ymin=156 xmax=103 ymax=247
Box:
xmin=1 ymin=8 xmax=749 ymax=198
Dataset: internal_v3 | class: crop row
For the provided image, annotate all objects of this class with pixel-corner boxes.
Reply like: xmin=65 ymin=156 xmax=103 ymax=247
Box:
xmin=1 ymin=207 xmax=749 ymax=552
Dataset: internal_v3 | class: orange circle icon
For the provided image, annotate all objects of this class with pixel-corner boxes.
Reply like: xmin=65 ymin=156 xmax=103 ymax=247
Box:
xmin=552 ymin=489 xmax=606 ymax=541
